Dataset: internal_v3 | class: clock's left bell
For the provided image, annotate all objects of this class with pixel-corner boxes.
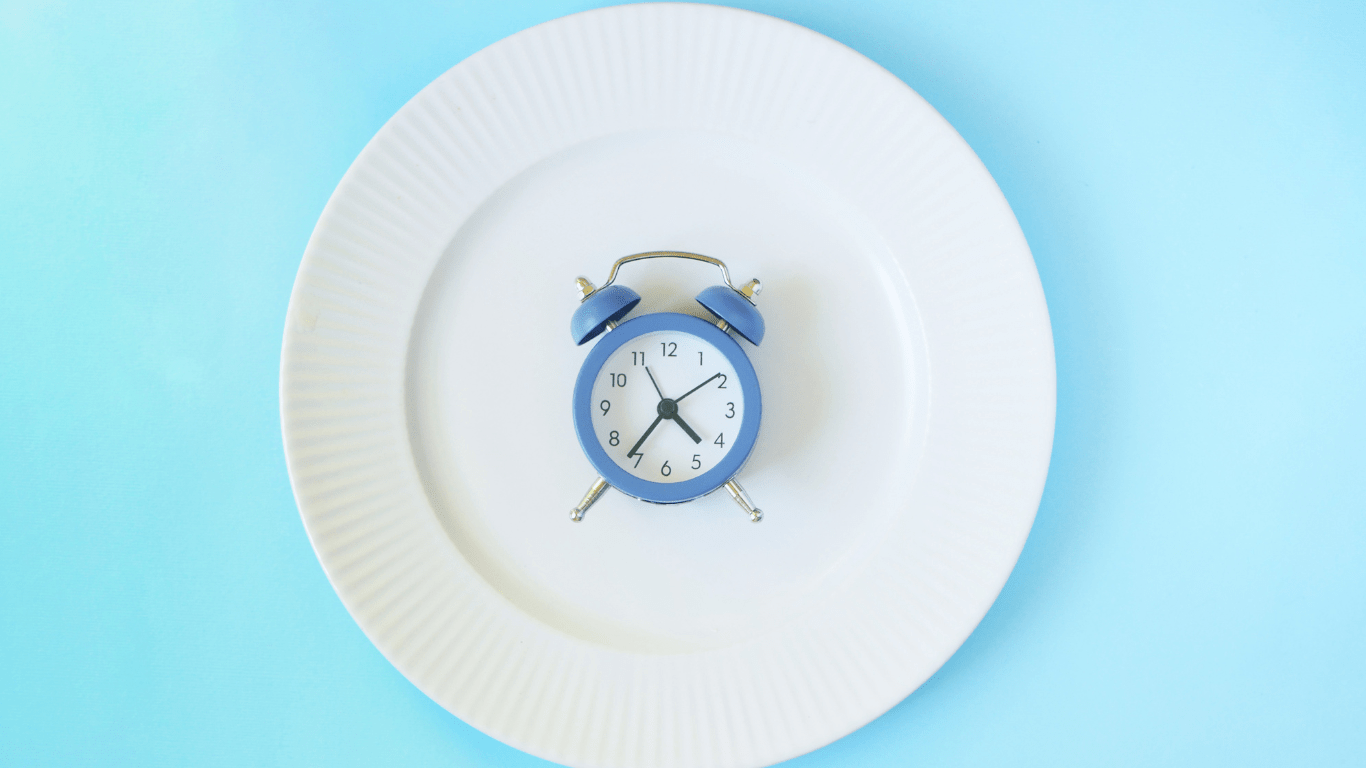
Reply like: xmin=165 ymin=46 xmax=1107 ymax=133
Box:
xmin=571 ymin=284 xmax=641 ymax=345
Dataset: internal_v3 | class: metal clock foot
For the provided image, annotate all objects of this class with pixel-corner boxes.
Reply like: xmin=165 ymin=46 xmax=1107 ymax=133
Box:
xmin=724 ymin=479 xmax=763 ymax=523
xmin=570 ymin=477 xmax=610 ymax=522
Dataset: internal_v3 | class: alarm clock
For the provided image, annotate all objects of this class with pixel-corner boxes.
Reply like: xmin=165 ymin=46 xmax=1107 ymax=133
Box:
xmin=568 ymin=251 xmax=766 ymax=523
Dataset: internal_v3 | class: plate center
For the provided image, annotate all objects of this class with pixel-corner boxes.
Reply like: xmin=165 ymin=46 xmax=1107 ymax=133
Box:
xmin=407 ymin=129 xmax=929 ymax=653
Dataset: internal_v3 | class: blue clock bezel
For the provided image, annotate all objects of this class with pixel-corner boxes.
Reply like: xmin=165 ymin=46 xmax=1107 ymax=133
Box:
xmin=572 ymin=312 xmax=762 ymax=504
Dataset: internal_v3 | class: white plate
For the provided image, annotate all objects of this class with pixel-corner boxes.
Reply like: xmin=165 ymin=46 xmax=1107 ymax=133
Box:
xmin=280 ymin=4 xmax=1055 ymax=767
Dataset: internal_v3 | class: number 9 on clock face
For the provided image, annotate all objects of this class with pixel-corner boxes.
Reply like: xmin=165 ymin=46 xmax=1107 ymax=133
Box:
xmin=572 ymin=313 xmax=762 ymax=504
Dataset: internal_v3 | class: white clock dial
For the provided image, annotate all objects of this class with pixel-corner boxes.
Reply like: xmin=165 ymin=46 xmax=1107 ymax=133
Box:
xmin=590 ymin=329 xmax=744 ymax=484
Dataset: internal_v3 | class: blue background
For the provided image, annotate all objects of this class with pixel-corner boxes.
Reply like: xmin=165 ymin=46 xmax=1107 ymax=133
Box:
xmin=2 ymin=1 xmax=1363 ymax=765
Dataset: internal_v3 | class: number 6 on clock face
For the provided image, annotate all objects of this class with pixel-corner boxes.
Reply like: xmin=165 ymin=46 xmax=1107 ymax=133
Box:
xmin=573 ymin=313 xmax=761 ymax=504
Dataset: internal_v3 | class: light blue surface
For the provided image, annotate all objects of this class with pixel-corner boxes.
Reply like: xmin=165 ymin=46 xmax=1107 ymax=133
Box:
xmin=2 ymin=1 xmax=1363 ymax=765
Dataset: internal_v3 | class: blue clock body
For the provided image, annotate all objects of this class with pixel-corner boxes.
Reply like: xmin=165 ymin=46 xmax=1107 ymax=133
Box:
xmin=572 ymin=312 xmax=762 ymax=504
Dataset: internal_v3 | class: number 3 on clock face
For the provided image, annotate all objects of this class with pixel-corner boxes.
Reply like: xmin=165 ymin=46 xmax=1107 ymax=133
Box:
xmin=572 ymin=313 xmax=762 ymax=504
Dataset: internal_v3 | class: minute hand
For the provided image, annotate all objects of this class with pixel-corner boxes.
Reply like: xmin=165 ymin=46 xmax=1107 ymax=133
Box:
xmin=674 ymin=372 xmax=722 ymax=403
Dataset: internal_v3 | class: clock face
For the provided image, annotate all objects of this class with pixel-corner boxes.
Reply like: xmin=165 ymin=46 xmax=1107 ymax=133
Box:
xmin=589 ymin=329 xmax=745 ymax=484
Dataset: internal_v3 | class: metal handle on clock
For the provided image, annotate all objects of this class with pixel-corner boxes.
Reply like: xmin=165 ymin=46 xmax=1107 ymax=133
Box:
xmin=587 ymin=251 xmax=761 ymax=303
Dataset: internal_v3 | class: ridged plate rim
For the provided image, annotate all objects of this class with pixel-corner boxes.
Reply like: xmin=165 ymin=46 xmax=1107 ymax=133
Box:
xmin=280 ymin=4 xmax=1056 ymax=767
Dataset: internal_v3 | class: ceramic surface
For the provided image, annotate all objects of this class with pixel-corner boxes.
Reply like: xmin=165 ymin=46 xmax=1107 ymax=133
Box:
xmin=280 ymin=5 xmax=1055 ymax=766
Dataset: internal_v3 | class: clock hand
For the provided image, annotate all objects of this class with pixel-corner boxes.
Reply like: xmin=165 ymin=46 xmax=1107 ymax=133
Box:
xmin=671 ymin=413 xmax=702 ymax=444
xmin=626 ymin=415 xmax=665 ymax=458
xmin=637 ymin=369 xmax=705 ymax=448
xmin=643 ymin=366 xmax=699 ymax=443
xmin=645 ymin=366 xmax=666 ymax=400
xmin=674 ymin=372 xmax=722 ymax=402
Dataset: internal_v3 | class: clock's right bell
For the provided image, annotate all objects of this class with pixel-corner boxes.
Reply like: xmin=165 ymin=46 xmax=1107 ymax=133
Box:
xmin=695 ymin=284 xmax=764 ymax=346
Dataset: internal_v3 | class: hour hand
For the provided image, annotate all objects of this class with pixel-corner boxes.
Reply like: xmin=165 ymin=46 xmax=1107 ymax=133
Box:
xmin=671 ymin=414 xmax=702 ymax=443
xmin=656 ymin=398 xmax=701 ymax=444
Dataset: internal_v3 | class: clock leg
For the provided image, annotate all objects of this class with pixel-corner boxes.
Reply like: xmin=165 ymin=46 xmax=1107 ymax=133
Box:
xmin=724 ymin=479 xmax=763 ymax=523
xmin=570 ymin=476 xmax=610 ymax=522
